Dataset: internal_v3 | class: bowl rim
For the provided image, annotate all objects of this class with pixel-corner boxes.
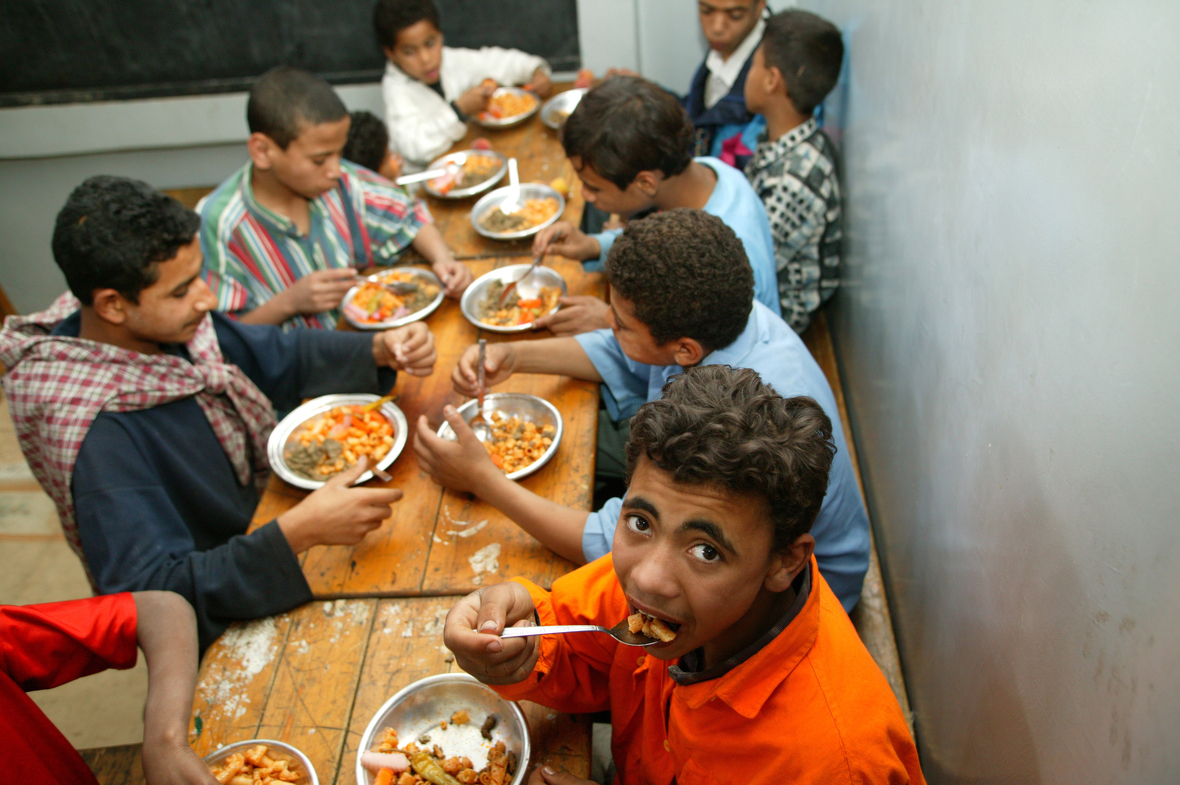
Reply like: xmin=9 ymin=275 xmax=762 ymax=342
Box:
xmin=423 ymin=149 xmax=509 ymax=200
xmin=469 ymin=184 xmax=565 ymax=241
xmin=436 ymin=392 xmax=564 ymax=481
xmin=473 ymin=86 xmax=541 ymax=128
xmin=459 ymin=264 xmax=569 ymax=334
xmin=203 ymin=738 xmax=319 ymax=785
xmin=540 ymin=88 xmax=588 ymax=129
xmin=341 ymin=266 xmax=445 ymax=331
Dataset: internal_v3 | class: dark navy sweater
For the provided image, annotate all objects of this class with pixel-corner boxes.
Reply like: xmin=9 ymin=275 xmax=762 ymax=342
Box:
xmin=57 ymin=312 xmax=396 ymax=651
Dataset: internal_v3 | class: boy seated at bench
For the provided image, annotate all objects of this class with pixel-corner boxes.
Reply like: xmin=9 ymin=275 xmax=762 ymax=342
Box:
xmin=443 ymin=366 xmax=925 ymax=785
xmin=530 ymin=76 xmax=780 ymax=336
xmin=3 ymin=592 xmax=213 ymax=785
xmin=0 ymin=176 xmax=433 ymax=649
xmin=375 ymin=0 xmax=552 ymax=169
xmin=744 ymin=9 xmax=845 ymax=332
xmin=414 ymin=209 xmax=869 ymax=610
xmin=200 ymin=65 xmax=471 ymax=332
xmin=343 ymin=109 xmax=405 ymax=182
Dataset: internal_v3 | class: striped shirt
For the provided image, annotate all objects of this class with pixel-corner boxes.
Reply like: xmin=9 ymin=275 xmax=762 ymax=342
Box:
xmin=199 ymin=161 xmax=431 ymax=331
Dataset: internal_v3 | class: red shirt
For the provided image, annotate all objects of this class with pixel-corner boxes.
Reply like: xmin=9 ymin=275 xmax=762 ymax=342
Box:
xmin=1 ymin=593 xmax=139 ymax=785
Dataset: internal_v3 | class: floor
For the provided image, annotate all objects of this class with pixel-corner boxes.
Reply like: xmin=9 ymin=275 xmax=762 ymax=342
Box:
xmin=0 ymin=389 xmax=148 ymax=750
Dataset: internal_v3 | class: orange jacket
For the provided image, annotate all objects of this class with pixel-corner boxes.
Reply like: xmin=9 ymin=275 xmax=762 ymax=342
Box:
xmin=495 ymin=555 xmax=924 ymax=785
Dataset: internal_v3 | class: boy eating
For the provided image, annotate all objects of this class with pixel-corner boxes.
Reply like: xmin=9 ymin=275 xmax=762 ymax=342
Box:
xmin=414 ymin=209 xmax=869 ymax=610
xmin=200 ymin=66 xmax=471 ymax=331
xmin=375 ymin=0 xmax=552 ymax=168
xmin=0 ymin=176 xmax=433 ymax=649
xmin=530 ymin=76 xmax=780 ymax=336
xmin=744 ymin=9 xmax=845 ymax=332
xmin=443 ymin=366 xmax=925 ymax=785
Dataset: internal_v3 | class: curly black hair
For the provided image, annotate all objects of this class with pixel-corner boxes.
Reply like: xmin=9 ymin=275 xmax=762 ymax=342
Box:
xmin=343 ymin=110 xmax=390 ymax=173
xmin=247 ymin=66 xmax=348 ymax=149
xmin=605 ymin=209 xmax=753 ymax=352
xmin=52 ymin=176 xmax=200 ymax=306
xmin=562 ymin=76 xmax=694 ymax=190
xmin=626 ymin=365 xmax=836 ymax=550
xmin=373 ymin=0 xmax=441 ymax=51
xmin=761 ymin=10 xmax=844 ymax=115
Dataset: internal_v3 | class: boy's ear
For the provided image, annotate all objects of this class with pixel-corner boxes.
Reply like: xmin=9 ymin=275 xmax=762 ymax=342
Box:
xmin=247 ymin=132 xmax=279 ymax=171
xmin=382 ymin=46 xmax=397 ymax=62
xmin=766 ymin=64 xmax=787 ymax=98
xmin=90 ymin=289 xmax=130 ymax=326
xmin=765 ymin=534 xmax=815 ymax=593
xmin=669 ymin=337 xmax=706 ymax=367
xmin=632 ymin=170 xmax=662 ymax=198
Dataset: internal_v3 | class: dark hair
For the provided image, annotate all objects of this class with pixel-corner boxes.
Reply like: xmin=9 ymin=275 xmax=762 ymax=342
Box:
xmin=373 ymin=0 xmax=441 ymax=51
xmin=343 ymin=110 xmax=390 ymax=173
xmin=605 ymin=209 xmax=753 ymax=351
xmin=246 ymin=66 xmax=348 ymax=149
xmin=562 ymin=76 xmax=694 ymax=190
xmin=626 ymin=365 xmax=836 ymax=550
xmin=761 ymin=9 xmax=844 ymax=116
xmin=52 ymin=176 xmax=200 ymax=306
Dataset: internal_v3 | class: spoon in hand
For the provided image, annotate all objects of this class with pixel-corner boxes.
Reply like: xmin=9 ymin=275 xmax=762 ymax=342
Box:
xmin=499 ymin=619 xmax=662 ymax=647
xmin=468 ymin=339 xmax=493 ymax=442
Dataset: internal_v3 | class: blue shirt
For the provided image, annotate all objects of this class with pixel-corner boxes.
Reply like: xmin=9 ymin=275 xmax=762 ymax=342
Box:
xmin=586 ymin=157 xmax=782 ymax=318
xmin=575 ymin=301 xmax=870 ymax=611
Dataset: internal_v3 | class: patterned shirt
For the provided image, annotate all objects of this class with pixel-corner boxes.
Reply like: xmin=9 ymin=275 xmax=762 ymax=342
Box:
xmin=199 ymin=161 xmax=431 ymax=331
xmin=745 ymin=117 xmax=843 ymax=332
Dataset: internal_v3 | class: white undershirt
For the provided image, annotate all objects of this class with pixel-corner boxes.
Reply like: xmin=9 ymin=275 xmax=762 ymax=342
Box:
xmin=703 ymin=17 xmax=766 ymax=109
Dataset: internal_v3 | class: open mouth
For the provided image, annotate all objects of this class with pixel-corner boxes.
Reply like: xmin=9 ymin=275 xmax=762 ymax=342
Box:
xmin=626 ymin=604 xmax=682 ymax=643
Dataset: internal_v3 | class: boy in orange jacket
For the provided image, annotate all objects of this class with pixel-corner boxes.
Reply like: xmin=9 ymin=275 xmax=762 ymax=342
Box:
xmin=443 ymin=365 xmax=924 ymax=785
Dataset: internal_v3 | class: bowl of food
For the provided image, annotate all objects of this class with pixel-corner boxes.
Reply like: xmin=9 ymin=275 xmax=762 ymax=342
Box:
xmin=205 ymin=739 xmax=318 ymax=785
xmin=475 ymin=87 xmax=540 ymax=129
xmin=424 ymin=150 xmax=508 ymax=199
xmin=540 ymin=88 xmax=587 ymax=130
xmin=460 ymin=264 xmax=567 ymax=333
xmin=342 ymin=267 xmax=444 ymax=330
xmin=470 ymin=184 xmax=564 ymax=240
xmin=437 ymin=393 xmax=563 ymax=481
xmin=268 ymin=394 xmax=409 ymax=490
xmin=355 ymin=673 xmax=529 ymax=785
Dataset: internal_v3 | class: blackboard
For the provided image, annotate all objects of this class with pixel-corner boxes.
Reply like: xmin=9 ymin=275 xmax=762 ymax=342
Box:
xmin=0 ymin=0 xmax=580 ymax=107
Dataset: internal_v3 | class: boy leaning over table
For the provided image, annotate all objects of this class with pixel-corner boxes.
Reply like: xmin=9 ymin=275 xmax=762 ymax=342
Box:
xmin=442 ymin=366 xmax=925 ymax=785
xmin=414 ymin=209 xmax=870 ymax=612
xmin=0 ymin=176 xmax=434 ymax=651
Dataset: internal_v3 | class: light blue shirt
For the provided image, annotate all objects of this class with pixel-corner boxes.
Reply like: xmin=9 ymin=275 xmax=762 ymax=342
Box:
xmin=575 ymin=301 xmax=870 ymax=611
xmin=586 ymin=157 xmax=782 ymax=318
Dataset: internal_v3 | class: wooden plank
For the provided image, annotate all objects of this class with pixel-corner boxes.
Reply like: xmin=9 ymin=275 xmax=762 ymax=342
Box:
xmin=81 ymin=743 xmax=146 ymax=785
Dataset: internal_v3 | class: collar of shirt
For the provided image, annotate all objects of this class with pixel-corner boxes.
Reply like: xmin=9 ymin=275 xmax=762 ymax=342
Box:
xmin=704 ymin=17 xmax=766 ymax=108
xmin=697 ymin=299 xmax=769 ymax=370
xmin=238 ymin=161 xmax=325 ymax=240
xmin=750 ymin=116 xmax=819 ymax=171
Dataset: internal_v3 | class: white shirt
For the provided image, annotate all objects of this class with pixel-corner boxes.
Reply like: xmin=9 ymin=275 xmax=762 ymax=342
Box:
xmin=703 ymin=17 xmax=766 ymax=109
xmin=381 ymin=46 xmax=549 ymax=169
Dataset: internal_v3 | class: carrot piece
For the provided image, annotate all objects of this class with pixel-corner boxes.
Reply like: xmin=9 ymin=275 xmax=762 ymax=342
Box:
xmin=516 ymin=299 xmax=542 ymax=309
xmin=375 ymin=768 xmax=396 ymax=785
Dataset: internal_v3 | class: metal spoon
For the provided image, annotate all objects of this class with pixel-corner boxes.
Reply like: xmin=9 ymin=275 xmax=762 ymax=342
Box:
xmin=498 ymin=252 xmax=544 ymax=306
xmin=501 ymin=157 xmax=523 ymax=214
xmin=468 ymin=339 xmax=493 ymax=442
xmin=395 ymin=166 xmax=454 ymax=186
xmin=499 ymin=619 xmax=662 ymax=648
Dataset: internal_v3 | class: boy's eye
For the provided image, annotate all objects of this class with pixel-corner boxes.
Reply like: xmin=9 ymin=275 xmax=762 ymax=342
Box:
xmin=173 ymin=287 xmax=189 ymax=298
xmin=312 ymin=157 xmax=327 ymax=166
xmin=625 ymin=514 xmax=650 ymax=535
xmin=689 ymin=543 xmax=721 ymax=563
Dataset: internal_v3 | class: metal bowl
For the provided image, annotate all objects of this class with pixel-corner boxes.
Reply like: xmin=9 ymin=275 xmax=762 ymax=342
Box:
xmin=341 ymin=267 xmax=445 ymax=331
xmin=355 ymin=674 xmax=530 ymax=785
xmin=437 ymin=393 xmax=563 ymax=481
xmin=423 ymin=150 xmax=508 ymax=200
xmin=460 ymin=264 xmax=568 ymax=334
xmin=205 ymin=739 xmax=319 ymax=785
xmin=473 ymin=87 xmax=541 ymax=129
xmin=470 ymin=184 xmax=565 ymax=241
xmin=540 ymin=88 xmax=587 ymax=129
xmin=268 ymin=394 xmax=409 ymax=490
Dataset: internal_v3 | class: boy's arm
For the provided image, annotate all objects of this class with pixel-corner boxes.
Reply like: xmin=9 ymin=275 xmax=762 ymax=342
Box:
xmin=449 ymin=46 xmax=550 ymax=91
xmin=382 ymin=71 xmax=467 ymax=166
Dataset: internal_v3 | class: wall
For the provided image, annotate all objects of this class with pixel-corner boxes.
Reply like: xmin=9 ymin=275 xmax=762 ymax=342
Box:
xmin=809 ymin=0 xmax=1180 ymax=781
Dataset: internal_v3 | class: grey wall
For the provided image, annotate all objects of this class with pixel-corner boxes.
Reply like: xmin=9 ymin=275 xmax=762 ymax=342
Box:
xmin=810 ymin=0 xmax=1180 ymax=782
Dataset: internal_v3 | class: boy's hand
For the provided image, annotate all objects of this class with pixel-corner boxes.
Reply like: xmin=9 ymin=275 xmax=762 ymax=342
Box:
xmin=453 ymin=341 xmax=518 ymax=397
xmin=532 ymin=222 xmax=600 ymax=262
xmin=277 ymin=458 xmax=404 ymax=553
xmin=413 ymin=407 xmax=503 ymax=494
xmin=444 ymin=583 xmax=540 ymax=685
xmin=524 ymin=68 xmax=552 ymax=98
xmin=141 ymin=737 xmax=219 ymax=785
xmin=528 ymin=766 xmax=595 ymax=785
xmin=456 ymin=81 xmax=496 ymax=117
xmin=531 ymin=296 xmax=609 ymax=336
xmin=285 ymin=269 xmax=358 ymax=315
xmin=374 ymin=321 xmax=436 ymax=376
xmin=433 ymin=259 xmax=474 ymax=298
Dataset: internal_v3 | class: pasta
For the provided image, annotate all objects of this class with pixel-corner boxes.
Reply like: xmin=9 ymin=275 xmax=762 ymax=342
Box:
xmin=477 ymin=282 xmax=561 ymax=327
xmin=482 ymin=413 xmax=556 ymax=474
xmin=627 ymin=612 xmax=677 ymax=642
xmin=344 ymin=270 xmax=439 ymax=324
xmin=209 ymin=744 xmax=301 ymax=784
xmin=368 ymin=724 xmax=517 ymax=785
xmin=481 ymin=91 xmax=538 ymax=121
xmin=284 ymin=405 xmax=395 ymax=480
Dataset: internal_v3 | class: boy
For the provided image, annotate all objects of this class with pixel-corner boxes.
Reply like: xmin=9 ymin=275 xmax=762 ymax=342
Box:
xmin=442 ymin=366 xmax=925 ymax=785
xmin=530 ymin=76 xmax=780 ymax=337
xmin=375 ymin=0 xmax=552 ymax=168
xmin=0 ymin=176 xmax=434 ymax=649
xmin=744 ymin=9 xmax=845 ymax=332
xmin=343 ymin=109 xmax=405 ymax=182
xmin=200 ymin=66 xmax=471 ymax=332
xmin=415 ymin=210 xmax=869 ymax=611
xmin=3 ymin=591 xmax=214 ymax=784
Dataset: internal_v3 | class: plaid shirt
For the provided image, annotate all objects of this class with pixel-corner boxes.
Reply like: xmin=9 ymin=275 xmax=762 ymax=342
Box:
xmin=199 ymin=160 xmax=431 ymax=331
xmin=745 ymin=117 xmax=843 ymax=332
xmin=0 ymin=294 xmax=276 ymax=588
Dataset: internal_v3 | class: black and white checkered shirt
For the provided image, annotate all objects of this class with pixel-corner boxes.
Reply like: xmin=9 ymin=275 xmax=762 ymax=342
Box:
xmin=745 ymin=117 xmax=842 ymax=332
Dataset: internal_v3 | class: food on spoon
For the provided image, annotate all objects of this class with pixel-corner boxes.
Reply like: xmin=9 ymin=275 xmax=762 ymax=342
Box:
xmin=284 ymin=405 xmax=395 ymax=481
xmin=482 ymin=412 xmax=556 ymax=474
xmin=478 ymin=197 xmax=560 ymax=234
xmin=477 ymin=280 xmax=561 ymax=327
xmin=344 ymin=270 xmax=440 ymax=324
xmin=627 ymin=611 xmax=678 ymax=642
xmin=209 ymin=744 xmax=301 ymax=784
xmin=369 ymin=724 xmax=516 ymax=785
xmin=480 ymin=90 xmax=538 ymax=121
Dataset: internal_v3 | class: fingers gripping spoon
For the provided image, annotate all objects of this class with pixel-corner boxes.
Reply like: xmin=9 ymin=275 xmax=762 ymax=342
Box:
xmin=468 ymin=339 xmax=493 ymax=442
